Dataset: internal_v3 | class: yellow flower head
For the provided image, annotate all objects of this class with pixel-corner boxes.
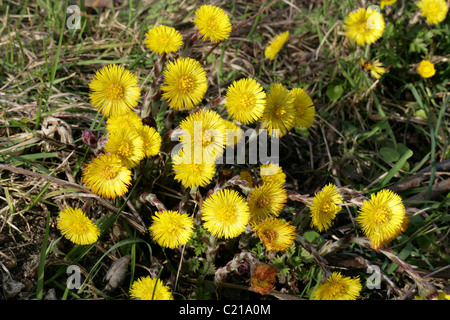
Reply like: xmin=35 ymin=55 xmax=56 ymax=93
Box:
xmin=260 ymin=83 xmax=295 ymax=138
xmin=193 ymin=5 xmax=232 ymax=42
xmin=417 ymin=0 xmax=448 ymax=25
xmin=201 ymin=189 xmax=250 ymax=239
xmin=129 ymin=276 xmax=174 ymax=300
xmin=360 ymin=58 xmax=386 ymax=79
xmin=253 ymin=218 xmax=297 ymax=252
xmin=161 ymin=57 xmax=207 ymax=111
xmin=89 ymin=64 xmax=141 ymax=117
xmin=145 ymin=25 xmax=183 ymax=54
xmin=82 ymin=153 xmax=132 ymax=199
xmin=57 ymin=206 xmax=100 ymax=245
xmin=415 ymin=290 xmax=450 ymax=300
xmin=105 ymin=128 xmax=145 ymax=169
xmin=344 ymin=7 xmax=385 ymax=46
xmin=260 ymin=163 xmax=286 ymax=186
xmin=312 ymin=272 xmax=362 ymax=300
xmin=135 ymin=125 xmax=162 ymax=158
xmin=357 ymin=189 xmax=406 ymax=250
xmin=172 ymin=149 xmax=217 ymax=189
xmin=149 ymin=210 xmax=194 ymax=249
xmin=179 ymin=109 xmax=226 ymax=162
xmin=225 ymin=78 xmax=266 ymax=124
xmin=380 ymin=0 xmax=397 ymax=9
xmin=417 ymin=60 xmax=436 ymax=78
xmin=264 ymin=31 xmax=289 ymax=60
xmin=106 ymin=111 xmax=143 ymax=132
xmin=223 ymin=120 xmax=243 ymax=146
xmin=290 ymin=88 xmax=315 ymax=128
xmin=308 ymin=183 xmax=343 ymax=232
xmin=248 ymin=181 xmax=287 ymax=224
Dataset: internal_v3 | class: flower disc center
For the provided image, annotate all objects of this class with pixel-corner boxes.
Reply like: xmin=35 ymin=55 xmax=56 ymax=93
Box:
xmin=107 ymin=83 xmax=125 ymax=100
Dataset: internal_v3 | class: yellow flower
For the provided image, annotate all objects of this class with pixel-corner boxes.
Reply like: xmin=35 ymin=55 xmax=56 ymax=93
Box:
xmin=247 ymin=181 xmax=287 ymax=224
xmin=357 ymin=189 xmax=406 ymax=250
xmin=129 ymin=276 xmax=174 ymax=300
xmin=106 ymin=111 xmax=143 ymax=132
xmin=193 ymin=5 xmax=232 ymax=42
xmin=253 ymin=218 xmax=297 ymax=252
xmin=149 ymin=210 xmax=194 ymax=249
xmin=344 ymin=7 xmax=385 ymax=46
xmin=57 ymin=207 xmax=100 ymax=245
xmin=417 ymin=0 xmax=448 ymax=25
xmin=161 ymin=57 xmax=207 ymax=111
xmin=172 ymin=149 xmax=217 ymax=189
xmin=308 ymin=184 xmax=343 ymax=232
xmin=223 ymin=120 xmax=243 ymax=146
xmin=260 ymin=83 xmax=295 ymax=138
xmin=145 ymin=25 xmax=183 ymax=54
xmin=417 ymin=60 xmax=436 ymax=78
xmin=201 ymin=189 xmax=250 ymax=239
xmin=225 ymin=78 xmax=266 ymax=124
xmin=89 ymin=64 xmax=141 ymax=117
xmin=179 ymin=109 xmax=226 ymax=162
xmin=105 ymin=128 xmax=145 ymax=169
xmin=260 ymin=163 xmax=286 ymax=186
xmin=415 ymin=290 xmax=450 ymax=300
xmin=82 ymin=153 xmax=132 ymax=199
xmin=264 ymin=31 xmax=289 ymax=60
xmin=312 ymin=272 xmax=362 ymax=300
xmin=360 ymin=58 xmax=386 ymax=79
xmin=380 ymin=0 xmax=397 ymax=9
xmin=290 ymin=88 xmax=315 ymax=128
xmin=135 ymin=125 xmax=161 ymax=158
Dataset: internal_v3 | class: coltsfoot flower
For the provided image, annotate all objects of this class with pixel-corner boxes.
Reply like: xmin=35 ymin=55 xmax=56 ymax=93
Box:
xmin=193 ymin=5 xmax=232 ymax=42
xmin=253 ymin=218 xmax=297 ymax=252
xmin=57 ymin=207 xmax=100 ymax=245
xmin=290 ymin=88 xmax=315 ymax=128
xmin=201 ymin=189 xmax=250 ymax=239
xmin=357 ymin=189 xmax=406 ymax=250
xmin=145 ymin=25 xmax=183 ymax=54
xmin=129 ymin=276 xmax=174 ymax=300
xmin=247 ymin=181 xmax=287 ymax=223
xmin=344 ymin=7 xmax=385 ymax=46
xmin=149 ymin=210 xmax=194 ymax=249
xmin=264 ymin=31 xmax=289 ymax=60
xmin=417 ymin=60 xmax=436 ymax=78
xmin=312 ymin=272 xmax=362 ymax=300
xmin=82 ymin=153 xmax=132 ymax=199
xmin=105 ymin=128 xmax=145 ymax=169
xmin=260 ymin=83 xmax=295 ymax=138
xmin=417 ymin=0 xmax=448 ymax=25
xmin=308 ymin=184 xmax=343 ymax=232
xmin=225 ymin=78 xmax=266 ymax=124
xmin=360 ymin=58 xmax=386 ymax=79
xmin=161 ymin=57 xmax=207 ymax=111
xmin=89 ymin=64 xmax=141 ymax=117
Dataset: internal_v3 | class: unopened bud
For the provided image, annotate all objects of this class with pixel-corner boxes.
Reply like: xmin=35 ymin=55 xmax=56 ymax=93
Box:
xmin=82 ymin=130 xmax=98 ymax=148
